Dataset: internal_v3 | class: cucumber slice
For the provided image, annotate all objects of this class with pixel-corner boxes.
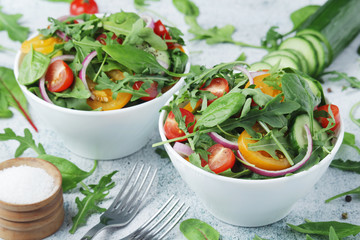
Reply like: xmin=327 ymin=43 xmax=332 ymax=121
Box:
xmin=296 ymin=29 xmax=333 ymax=65
xmin=299 ymin=35 xmax=326 ymax=76
xmin=266 ymin=49 xmax=307 ymax=72
xmin=302 ymin=75 xmax=326 ymax=106
xmin=262 ymin=54 xmax=300 ymax=70
xmin=279 ymin=37 xmax=318 ymax=76
xmin=249 ymin=62 xmax=272 ymax=71
xmin=290 ymin=114 xmax=329 ymax=149
xmin=138 ymin=45 xmax=170 ymax=69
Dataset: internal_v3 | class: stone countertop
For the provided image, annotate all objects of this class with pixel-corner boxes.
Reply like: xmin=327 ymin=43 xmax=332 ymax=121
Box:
xmin=0 ymin=0 xmax=360 ymax=239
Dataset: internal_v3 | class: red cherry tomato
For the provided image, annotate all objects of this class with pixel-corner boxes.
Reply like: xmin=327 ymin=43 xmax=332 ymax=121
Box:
xmin=153 ymin=20 xmax=172 ymax=47
xmin=200 ymin=78 xmax=229 ymax=105
xmin=70 ymin=0 xmax=98 ymax=16
xmin=164 ymin=108 xmax=196 ymax=141
xmin=132 ymin=81 xmax=159 ymax=101
xmin=316 ymin=104 xmax=340 ymax=131
xmin=206 ymin=144 xmax=235 ymax=174
xmin=45 ymin=60 xmax=74 ymax=92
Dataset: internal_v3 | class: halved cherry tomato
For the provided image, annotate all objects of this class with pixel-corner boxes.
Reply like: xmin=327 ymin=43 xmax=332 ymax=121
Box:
xmin=316 ymin=104 xmax=340 ymax=131
xmin=70 ymin=0 xmax=98 ymax=15
xmin=169 ymin=43 xmax=185 ymax=52
xmin=153 ymin=20 xmax=172 ymax=47
xmin=245 ymin=73 xmax=282 ymax=98
xmin=86 ymin=70 xmax=132 ymax=110
xmin=164 ymin=108 xmax=196 ymax=141
xmin=200 ymin=77 xmax=229 ymax=105
xmin=21 ymin=35 xmax=63 ymax=54
xmin=45 ymin=60 xmax=74 ymax=92
xmin=132 ymin=81 xmax=158 ymax=101
xmin=205 ymin=144 xmax=235 ymax=174
xmin=238 ymin=130 xmax=290 ymax=171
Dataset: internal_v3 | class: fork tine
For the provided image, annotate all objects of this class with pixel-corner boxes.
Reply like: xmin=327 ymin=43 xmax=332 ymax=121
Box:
xmin=107 ymin=163 xmax=140 ymax=211
xmin=157 ymin=205 xmax=189 ymax=240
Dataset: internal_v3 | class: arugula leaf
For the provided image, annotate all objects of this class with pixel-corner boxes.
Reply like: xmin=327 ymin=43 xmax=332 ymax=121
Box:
xmin=253 ymin=235 xmax=270 ymax=240
xmin=350 ymin=101 xmax=360 ymax=128
xmin=321 ymin=71 xmax=360 ymax=89
xmin=0 ymin=67 xmax=37 ymax=130
xmin=172 ymin=0 xmax=199 ymax=17
xmin=0 ymin=6 xmax=29 ymax=42
xmin=180 ymin=218 xmax=220 ymax=240
xmin=69 ymin=171 xmax=117 ymax=234
xmin=18 ymin=48 xmax=50 ymax=85
xmin=235 ymin=52 xmax=247 ymax=62
xmin=290 ymin=5 xmax=320 ymax=31
xmin=52 ymin=77 xmax=91 ymax=100
xmin=0 ymin=128 xmax=96 ymax=191
xmin=342 ymin=132 xmax=360 ymax=154
xmin=155 ymin=147 xmax=169 ymax=159
xmin=331 ymin=159 xmax=360 ymax=174
xmin=134 ymin=0 xmax=159 ymax=6
xmin=287 ymin=220 xmax=360 ymax=238
xmin=261 ymin=26 xmax=283 ymax=51
xmin=325 ymin=185 xmax=360 ymax=203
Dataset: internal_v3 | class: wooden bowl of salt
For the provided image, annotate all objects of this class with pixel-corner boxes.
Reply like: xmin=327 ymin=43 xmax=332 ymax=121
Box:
xmin=0 ymin=157 xmax=64 ymax=240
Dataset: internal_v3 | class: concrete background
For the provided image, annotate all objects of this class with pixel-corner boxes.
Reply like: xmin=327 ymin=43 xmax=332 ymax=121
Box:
xmin=0 ymin=0 xmax=359 ymax=239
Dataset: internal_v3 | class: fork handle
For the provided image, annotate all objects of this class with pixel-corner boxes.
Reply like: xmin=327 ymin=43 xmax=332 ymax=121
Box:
xmin=80 ymin=222 xmax=107 ymax=240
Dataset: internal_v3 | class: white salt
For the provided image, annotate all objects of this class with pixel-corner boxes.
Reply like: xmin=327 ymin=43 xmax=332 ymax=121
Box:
xmin=0 ymin=165 xmax=56 ymax=204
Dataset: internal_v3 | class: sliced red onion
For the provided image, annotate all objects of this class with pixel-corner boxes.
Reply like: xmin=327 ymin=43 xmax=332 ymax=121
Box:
xmin=38 ymin=55 xmax=76 ymax=104
xmin=79 ymin=51 xmax=97 ymax=93
xmin=142 ymin=15 xmax=154 ymax=29
xmin=234 ymin=65 xmax=254 ymax=85
xmin=56 ymin=30 xmax=70 ymax=42
xmin=173 ymin=142 xmax=194 ymax=157
xmin=157 ymin=59 xmax=169 ymax=70
xmin=237 ymin=125 xmax=313 ymax=177
xmin=208 ymin=132 xmax=238 ymax=150
xmin=249 ymin=71 xmax=269 ymax=79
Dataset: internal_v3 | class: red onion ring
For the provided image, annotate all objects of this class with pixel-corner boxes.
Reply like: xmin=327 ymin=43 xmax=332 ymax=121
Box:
xmin=173 ymin=142 xmax=194 ymax=157
xmin=142 ymin=15 xmax=154 ymax=29
xmin=79 ymin=51 xmax=97 ymax=93
xmin=208 ymin=132 xmax=238 ymax=150
xmin=249 ymin=71 xmax=269 ymax=79
xmin=39 ymin=55 xmax=75 ymax=104
xmin=234 ymin=65 xmax=254 ymax=85
xmin=57 ymin=15 xmax=74 ymax=22
xmin=56 ymin=30 xmax=70 ymax=42
xmin=237 ymin=125 xmax=313 ymax=177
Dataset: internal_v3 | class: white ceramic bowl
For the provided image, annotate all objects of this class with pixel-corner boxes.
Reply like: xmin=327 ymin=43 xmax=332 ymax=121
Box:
xmin=14 ymin=36 xmax=189 ymax=160
xmin=158 ymin=102 xmax=344 ymax=227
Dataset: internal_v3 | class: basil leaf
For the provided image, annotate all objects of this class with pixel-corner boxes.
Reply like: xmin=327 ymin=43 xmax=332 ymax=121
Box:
xmin=180 ymin=218 xmax=220 ymax=240
xmin=290 ymin=5 xmax=320 ymax=31
xmin=195 ymin=92 xmax=245 ymax=129
xmin=38 ymin=154 xmax=97 ymax=192
xmin=330 ymin=159 xmax=360 ymax=174
xmin=287 ymin=220 xmax=360 ymax=238
xmin=18 ymin=48 xmax=50 ymax=85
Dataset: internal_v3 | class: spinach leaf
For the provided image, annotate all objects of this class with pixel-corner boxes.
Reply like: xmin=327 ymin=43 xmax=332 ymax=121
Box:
xmin=325 ymin=186 xmax=360 ymax=203
xmin=103 ymin=12 xmax=140 ymax=36
xmin=69 ymin=171 xmax=117 ymax=234
xmin=18 ymin=48 xmax=50 ymax=85
xmin=350 ymin=101 xmax=360 ymax=128
xmin=330 ymin=159 xmax=360 ymax=174
xmin=0 ymin=128 xmax=96 ymax=192
xmin=180 ymin=218 xmax=220 ymax=240
xmin=0 ymin=67 xmax=36 ymax=130
xmin=195 ymin=92 xmax=245 ymax=129
xmin=290 ymin=5 xmax=320 ymax=31
xmin=0 ymin=6 xmax=29 ymax=42
xmin=287 ymin=220 xmax=360 ymax=238
xmin=342 ymin=132 xmax=360 ymax=154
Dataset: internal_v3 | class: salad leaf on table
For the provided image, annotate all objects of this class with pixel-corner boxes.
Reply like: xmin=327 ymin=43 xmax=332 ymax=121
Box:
xmin=0 ymin=67 xmax=37 ymax=131
xmin=341 ymin=132 xmax=360 ymax=154
xmin=0 ymin=6 xmax=29 ymax=42
xmin=0 ymin=128 xmax=96 ymax=192
xmin=69 ymin=171 xmax=117 ymax=234
xmin=180 ymin=218 xmax=220 ymax=240
xmin=321 ymin=71 xmax=360 ymax=89
xmin=331 ymin=159 xmax=360 ymax=174
xmin=325 ymin=185 xmax=360 ymax=203
xmin=350 ymin=101 xmax=360 ymax=128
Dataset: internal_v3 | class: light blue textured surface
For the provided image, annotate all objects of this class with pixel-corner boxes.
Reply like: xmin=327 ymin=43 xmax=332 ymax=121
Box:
xmin=0 ymin=0 xmax=360 ymax=239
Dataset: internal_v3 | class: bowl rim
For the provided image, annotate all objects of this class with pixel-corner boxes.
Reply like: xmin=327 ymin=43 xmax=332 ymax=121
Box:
xmin=0 ymin=157 xmax=62 ymax=208
xmin=158 ymin=96 xmax=345 ymax=184
xmin=14 ymin=15 xmax=190 ymax=117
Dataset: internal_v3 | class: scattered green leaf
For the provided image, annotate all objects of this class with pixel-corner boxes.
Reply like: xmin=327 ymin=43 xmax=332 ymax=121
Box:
xmin=325 ymin=186 xmax=360 ymax=203
xmin=342 ymin=132 xmax=360 ymax=154
xmin=180 ymin=218 xmax=220 ymax=240
xmin=290 ymin=5 xmax=320 ymax=31
xmin=0 ymin=6 xmax=29 ymax=42
xmin=321 ymin=71 xmax=360 ymax=89
xmin=331 ymin=159 xmax=360 ymax=174
xmin=155 ymin=147 xmax=169 ymax=159
xmin=350 ymin=101 xmax=360 ymax=128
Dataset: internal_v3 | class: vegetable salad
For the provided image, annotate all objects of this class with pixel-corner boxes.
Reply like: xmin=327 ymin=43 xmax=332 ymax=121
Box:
xmin=158 ymin=63 xmax=340 ymax=178
xmin=18 ymin=11 xmax=188 ymax=111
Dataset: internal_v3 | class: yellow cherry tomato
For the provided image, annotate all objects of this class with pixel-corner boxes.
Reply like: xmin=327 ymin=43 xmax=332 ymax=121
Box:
xmin=245 ymin=73 xmax=282 ymax=97
xmin=21 ymin=35 xmax=63 ymax=55
xmin=238 ymin=130 xmax=290 ymax=171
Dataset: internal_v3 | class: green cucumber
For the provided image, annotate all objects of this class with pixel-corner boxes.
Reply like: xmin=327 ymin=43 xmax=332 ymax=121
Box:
xmin=279 ymin=37 xmax=318 ymax=76
xmin=138 ymin=45 xmax=170 ymax=69
xmin=290 ymin=114 xmax=329 ymax=149
xmin=298 ymin=0 xmax=360 ymax=58
xmin=266 ymin=49 xmax=307 ymax=73
xmin=299 ymin=35 xmax=326 ymax=76
xmin=262 ymin=54 xmax=300 ymax=70
xmin=249 ymin=62 xmax=272 ymax=71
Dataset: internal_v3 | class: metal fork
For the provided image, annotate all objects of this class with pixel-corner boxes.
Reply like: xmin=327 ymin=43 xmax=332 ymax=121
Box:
xmin=81 ymin=163 xmax=157 ymax=240
xmin=119 ymin=195 xmax=189 ymax=240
